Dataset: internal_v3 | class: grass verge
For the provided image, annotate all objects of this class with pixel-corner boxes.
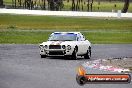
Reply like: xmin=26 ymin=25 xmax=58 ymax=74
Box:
xmin=0 ymin=30 xmax=132 ymax=44
xmin=0 ymin=14 xmax=132 ymax=44
xmin=0 ymin=14 xmax=132 ymax=31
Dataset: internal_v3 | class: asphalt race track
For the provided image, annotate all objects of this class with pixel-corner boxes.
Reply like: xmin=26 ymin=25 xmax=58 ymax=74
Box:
xmin=0 ymin=44 xmax=132 ymax=88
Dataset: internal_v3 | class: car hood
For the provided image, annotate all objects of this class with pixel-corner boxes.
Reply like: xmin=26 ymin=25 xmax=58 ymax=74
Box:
xmin=41 ymin=41 xmax=76 ymax=46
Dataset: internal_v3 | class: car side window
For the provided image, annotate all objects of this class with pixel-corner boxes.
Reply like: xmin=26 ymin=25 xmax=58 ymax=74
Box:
xmin=77 ymin=34 xmax=82 ymax=41
xmin=79 ymin=33 xmax=85 ymax=41
xmin=82 ymin=34 xmax=86 ymax=41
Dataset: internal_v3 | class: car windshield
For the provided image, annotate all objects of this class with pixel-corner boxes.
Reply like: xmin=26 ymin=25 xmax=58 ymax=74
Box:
xmin=48 ymin=33 xmax=77 ymax=41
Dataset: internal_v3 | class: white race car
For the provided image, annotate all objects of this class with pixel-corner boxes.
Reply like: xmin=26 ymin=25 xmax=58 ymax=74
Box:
xmin=39 ymin=32 xmax=91 ymax=59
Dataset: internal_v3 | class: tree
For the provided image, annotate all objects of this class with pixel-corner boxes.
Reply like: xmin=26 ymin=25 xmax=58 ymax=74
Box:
xmin=40 ymin=0 xmax=46 ymax=10
xmin=0 ymin=0 xmax=3 ymax=7
xmin=49 ymin=0 xmax=55 ymax=10
xmin=72 ymin=0 xmax=75 ymax=11
xmin=43 ymin=0 xmax=46 ymax=10
xmin=122 ymin=0 xmax=129 ymax=13
xmin=14 ymin=0 xmax=16 ymax=8
xmin=76 ymin=0 xmax=81 ymax=11
xmin=87 ymin=0 xmax=89 ymax=11
xmin=56 ymin=0 xmax=63 ymax=11
xmin=90 ymin=0 xmax=93 ymax=12
xmin=81 ymin=0 xmax=83 ymax=11
xmin=18 ymin=0 xmax=22 ymax=7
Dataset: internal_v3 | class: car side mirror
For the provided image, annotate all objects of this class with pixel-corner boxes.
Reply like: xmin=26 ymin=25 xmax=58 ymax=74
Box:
xmin=77 ymin=37 xmax=79 ymax=41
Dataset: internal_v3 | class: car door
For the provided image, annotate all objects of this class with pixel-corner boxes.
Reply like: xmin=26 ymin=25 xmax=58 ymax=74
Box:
xmin=81 ymin=34 xmax=89 ymax=54
xmin=76 ymin=34 xmax=87 ymax=55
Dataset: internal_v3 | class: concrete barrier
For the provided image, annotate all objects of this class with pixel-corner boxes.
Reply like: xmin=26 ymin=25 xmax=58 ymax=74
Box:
xmin=0 ymin=8 xmax=132 ymax=18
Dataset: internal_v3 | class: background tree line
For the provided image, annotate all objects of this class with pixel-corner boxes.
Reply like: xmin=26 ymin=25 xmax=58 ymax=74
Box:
xmin=0 ymin=0 xmax=131 ymax=12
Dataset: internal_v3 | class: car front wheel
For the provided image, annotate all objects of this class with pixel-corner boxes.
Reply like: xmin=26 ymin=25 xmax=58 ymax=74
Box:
xmin=76 ymin=75 xmax=87 ymax=86
xmin=72 ymin=48 xmax=78 ymax=60
xmin=84 ymin=47 xmax=91 ymax=59
xmin=41 ymin=55 xmax=46 ymax=58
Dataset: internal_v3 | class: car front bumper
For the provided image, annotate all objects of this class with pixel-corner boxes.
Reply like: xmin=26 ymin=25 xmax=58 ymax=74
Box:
xmin=40 ymin=48 xmax=74 ymax=56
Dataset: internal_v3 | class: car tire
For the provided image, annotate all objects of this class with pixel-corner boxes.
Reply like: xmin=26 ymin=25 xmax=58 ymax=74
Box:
xmin=72 ymin=48 xmax=78 ymax=60
xmin=41 ymin=55 xmax=46 ymax=58
xmin=84 ymin=47 xmax=91 ymax=59
xmin=76 ymin=75 xmax=87 ymax=86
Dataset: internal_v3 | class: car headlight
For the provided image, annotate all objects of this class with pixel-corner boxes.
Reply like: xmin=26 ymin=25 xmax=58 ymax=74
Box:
xmin=44 ymin=45 xmax=48 ymax=49
xmin=39 ymin=45 xmax=43 ymax=49
xmin=62 ymin=45 xmax=66 ymax=49
xmin=67 ymin=45 xmax=71 ymax=50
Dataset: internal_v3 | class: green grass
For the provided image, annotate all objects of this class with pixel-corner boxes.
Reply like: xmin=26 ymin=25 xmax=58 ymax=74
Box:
xmin=0 ymin=14 xmax=132 ymax=31
xmin=0 ymin=14 xmax=132 ymax=44
xmin=0 ymin=30 xmax=51 ymax=44
xmin=0 ymin=30 xmax=132 ymax=44
xmin=84 ymin=32 xmax=132 ymax=44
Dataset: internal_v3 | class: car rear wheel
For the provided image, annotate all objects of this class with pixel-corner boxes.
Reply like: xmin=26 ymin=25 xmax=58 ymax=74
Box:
xmin=84 ymin=47 xmax=91 ymax=59
xmin=41 ymin=55 xmax=46 ymax=58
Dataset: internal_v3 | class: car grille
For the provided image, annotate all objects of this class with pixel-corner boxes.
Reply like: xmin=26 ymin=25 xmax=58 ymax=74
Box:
xmin=49 ymin=45 xmax=61 ymax=49
xmin=49 ymin=51 xmax=64 ymax=55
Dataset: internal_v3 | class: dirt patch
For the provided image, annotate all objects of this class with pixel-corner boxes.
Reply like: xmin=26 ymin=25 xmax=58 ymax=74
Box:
xmin=102 ymin=57 xmax=132 ymax=72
